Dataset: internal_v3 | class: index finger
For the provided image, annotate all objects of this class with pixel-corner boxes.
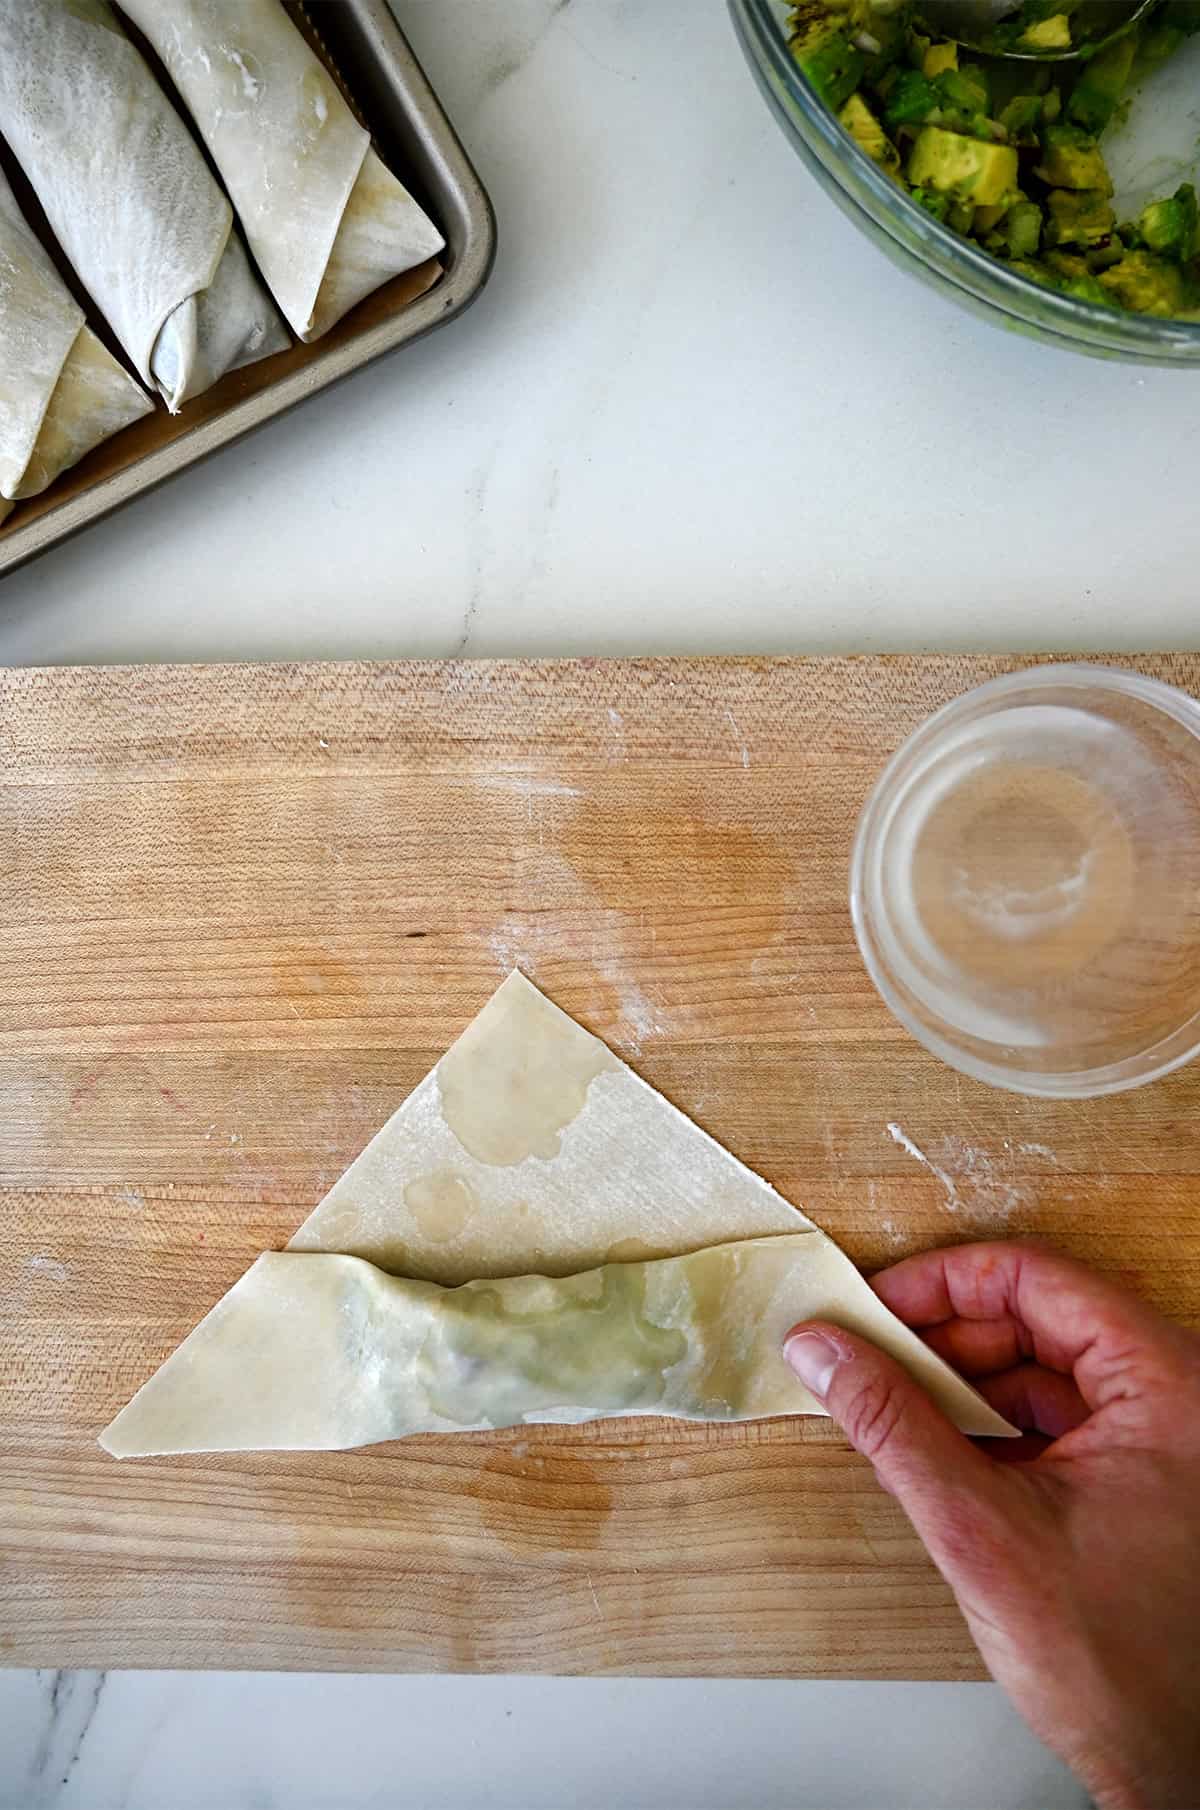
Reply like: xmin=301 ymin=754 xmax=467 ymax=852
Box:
xmin=871 ymin=1240 xmax=1188 ymax=1412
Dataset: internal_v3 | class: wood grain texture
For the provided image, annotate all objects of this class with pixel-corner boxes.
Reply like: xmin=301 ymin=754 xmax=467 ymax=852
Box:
xmin=2 ymin=653 xmax=1199 ymax=1677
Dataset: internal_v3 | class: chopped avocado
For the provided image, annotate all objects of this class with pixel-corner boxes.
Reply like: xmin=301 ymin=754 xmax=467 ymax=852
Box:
xmin=907 ymin=126 xmax=1019 ymax=208
xmin=972 ymin=202 xmax=1007 ymax=233
xmin=909 ymin=184 xmax=951 ymax=222
xmin=1055 ymin=269 xmax=1113 ymax=305
xmin=788 ymin=14 xmax=866 ymax=110
xmin=1085 ymin=237 xmax=1126 ymax=272
xmin=934 ymin=64 xmax=990 ymax=116
xmin=999 ymin=253 xmax=1108 ymax=306
xmin=1128 ymin=184 xmax=1199 ymax=261
xmin=1021 ymin=14 xmax=1072 ymax=50
xmin=1035 ymin=123 xmax=1113 ymax=194
xmin=780 ymin=0 xmax=1198 ymax=322
xmin=882 ymin=68 xmax=940 ymax=128
xmin=1066 ymin=35 xmax=1136 ymax=133
xmin=998 ymin=95 xmax=1043 ymax=145
xmin=1098 ymin=250 xmax=1188 ymax=315
xmin=906 ymin=27 xmax=931 ymax=70
xmin=921 ymin=40 xmax=957 ymax=78
xmin=839 ymin=93 xmax=901 ymax=173
xmin=836 ymin=0 xmax=908 ymax=84
xmin=1043 ymin=188 xmax=1117 ymax=247
xmin=985 ymin=198 xmax=1044 ymax=258
xmin=1044 ymin=249 xmax=1091 ymax=279
xmin=1026 ymin=248 xmax=1112 ymax=304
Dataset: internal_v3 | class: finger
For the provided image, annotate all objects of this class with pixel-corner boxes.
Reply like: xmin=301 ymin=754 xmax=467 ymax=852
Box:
xmin=922 ymin=1316 xmax=1034 ymax=1377
xmin=783 ymin=1320 xmax=1014 ymax=1561
xmin=871 ymin=1241 xmax=1189 ymax=1413
xmin=974 ymin=1365 xmax=1090 ymax=1440
xmin=980 ymin=1430 xmax=1055 ymax=1465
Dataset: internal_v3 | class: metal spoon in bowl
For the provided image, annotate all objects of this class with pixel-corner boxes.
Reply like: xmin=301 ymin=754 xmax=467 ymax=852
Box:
xmin=917 ymin=0 xmax=1155 ymax=59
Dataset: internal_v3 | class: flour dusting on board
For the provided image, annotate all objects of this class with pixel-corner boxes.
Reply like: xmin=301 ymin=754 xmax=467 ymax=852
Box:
xmin=488 ymin=922 xmax=666 ymax=1061
xmin=724 ymin=708 xmax=751 ymax=770
xmin=473 ymin=775 xmax=582 ymax=800
xmin=25 ymin=1254 xmax=69 ymax=1281
xmin=886 ymin=1123 xmax=1032 ymax=1227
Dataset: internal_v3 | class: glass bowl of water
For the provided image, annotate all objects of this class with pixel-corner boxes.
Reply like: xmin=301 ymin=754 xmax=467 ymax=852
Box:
xmin=851 ymin=664 xmax=1200 ymax=1096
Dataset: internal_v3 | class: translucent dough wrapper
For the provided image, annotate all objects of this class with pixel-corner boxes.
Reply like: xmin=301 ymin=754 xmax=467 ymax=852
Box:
xmin=100 ymin=1239 xmax=1016 ymax=1456
xmin=0 ymin=167 xmax=152 ymax=522
xmin=121 ymin=0 xmax=446 ymax=341
xmin=0 ymin=0 xmax=288 ymax=412
xmin=100 ymin=975 xmax=1017 ymax=1457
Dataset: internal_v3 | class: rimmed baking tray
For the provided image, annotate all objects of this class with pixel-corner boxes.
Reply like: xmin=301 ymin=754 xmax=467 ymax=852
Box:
xmin=0 ymin=0 xmax=497 ymax=580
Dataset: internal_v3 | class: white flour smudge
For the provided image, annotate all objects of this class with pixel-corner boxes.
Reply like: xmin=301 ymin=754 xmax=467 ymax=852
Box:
xmin=1019 ymin=1141 xmax=1058 ymax=1162
xmin=474 ymin=775 xmax=581 ymax=799
xmin=938 ymin=1134 xmax=1029 ymax=1223
xmin=26 ymin=1254 xmax=69 ymax=1282
xmin=115 ymin=1187 xmax=145 ymax=1212
xmin=886 ymin=1123 xmax=962 ymax=1212
xmin=724 ymin=708 xmax=750 ymax=770
xmin=606 ymin=972 xmax=666 ymax=1058
xmin=489 ymin=900 xmax=667 ymax=1059
xmin=886 ymin=1124 xmax=1030 ymax=1226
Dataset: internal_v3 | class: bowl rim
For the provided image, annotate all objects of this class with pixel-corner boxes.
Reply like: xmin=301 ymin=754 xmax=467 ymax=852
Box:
xmin=849 ymin=662 xmax=1200 ymax=1098
xmin=734 ymin=0 xmax=1200 ymax=357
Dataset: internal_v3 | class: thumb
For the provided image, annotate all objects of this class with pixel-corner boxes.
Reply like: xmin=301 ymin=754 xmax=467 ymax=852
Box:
xmin=783 ymin=1321 xmax=1009 ymax=1552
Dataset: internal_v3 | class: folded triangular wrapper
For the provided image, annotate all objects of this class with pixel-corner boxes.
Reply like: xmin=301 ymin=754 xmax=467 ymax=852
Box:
xmin=0 ymin=169 xmax=152 ymax=519
xmin=122 ymin=0 xmax=446 ymax=342
xmin=101 ymin=972 xmax=1016 ymax=1455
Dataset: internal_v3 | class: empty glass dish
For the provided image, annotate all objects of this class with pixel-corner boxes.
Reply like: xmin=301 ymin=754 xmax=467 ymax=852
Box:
xmin=851 ymin=664 xmax=1200 ymax=1096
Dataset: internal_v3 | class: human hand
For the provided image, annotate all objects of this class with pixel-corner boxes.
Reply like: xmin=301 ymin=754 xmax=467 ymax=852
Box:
xmin=783 ymin=1242 xmax=1200 ymax=1810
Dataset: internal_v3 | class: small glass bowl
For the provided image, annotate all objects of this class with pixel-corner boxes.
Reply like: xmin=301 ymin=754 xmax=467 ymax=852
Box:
xmin=850 ymin=665 xmax=1200 ymax=1097
xmin=729 ymin=0 xmax=1200 ymax=367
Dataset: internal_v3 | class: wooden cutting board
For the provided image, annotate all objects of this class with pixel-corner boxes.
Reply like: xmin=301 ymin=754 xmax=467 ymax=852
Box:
xmin=3 ymin=654 xmax=1199 ymax=1678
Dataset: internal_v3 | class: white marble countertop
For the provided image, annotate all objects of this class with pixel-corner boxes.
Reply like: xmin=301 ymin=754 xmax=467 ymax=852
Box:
xmin=2 ymin=0 xmax=1188 ymax=1803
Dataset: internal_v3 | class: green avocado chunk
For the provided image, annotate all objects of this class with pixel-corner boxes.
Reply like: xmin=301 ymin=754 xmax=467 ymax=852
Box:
xmin=839 ymin=92 xmax=901 ymax=174
xmin=1127 ymin=185 xmax=1199 ymax=261
xmin=1043 ymin=188 xmax=1117 ymax=247
xmin=788 ymin=14 xmax=865 ymax=110
xmin=1098 ymin=250 xmax=1189 ymax=315
xmin=1035 ymin=123 xmax=1113 ymax=194
xmin=1066 ymin=36 xmax=1136 ymax=133
xmin=907 ymin=126 xmax=1018 ymax=207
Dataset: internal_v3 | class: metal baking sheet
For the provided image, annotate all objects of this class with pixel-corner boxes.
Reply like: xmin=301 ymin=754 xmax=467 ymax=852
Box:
xmin=0 ymin=0 xmax=496 ymax=579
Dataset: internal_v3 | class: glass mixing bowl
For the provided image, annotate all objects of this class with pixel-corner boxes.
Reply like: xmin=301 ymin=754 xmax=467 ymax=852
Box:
xmin=730 ymin=0 xmax=1200 ymax=365
xmin=851 ymin=665 xmax=1200 ymax=1097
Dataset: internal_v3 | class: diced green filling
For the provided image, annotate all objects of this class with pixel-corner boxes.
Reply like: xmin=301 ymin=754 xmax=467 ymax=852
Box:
xmin=998 ymin=95 xmax=1043 ymax=145
xmin=1043 ymin=188 xmax=1116 ymax=247
xmin=839 ymin=92 xmax=901 ymax=174
xmin=1020 ymin=13 xmax=1072 ymax=51
xmin=1035 ymin=123 xmax=1113 ymax=194
xmin=907 ymin=126 xmax=1018 ymax=207
xmin=787 ymin=14 xmax=865 ymax=110
xmin=1126 ymin=184 xmax=1199 ymax=260
xmin=1098 ymin=250 xmax=1188 ymax=314
xmin=783 ymin=0 xmax=1200 ymax=321
xmin=1066 ymin=37 xmax=1136 ymax=133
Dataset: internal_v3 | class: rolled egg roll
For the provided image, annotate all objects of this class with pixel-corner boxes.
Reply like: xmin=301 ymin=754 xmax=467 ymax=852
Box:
xmin=0 ymin=167 xmax=152 ymax=524
xmin=0 ymin=0 xmax=288 ymax=412
xmin=121 ymin=0 xmax=446 ymax=342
